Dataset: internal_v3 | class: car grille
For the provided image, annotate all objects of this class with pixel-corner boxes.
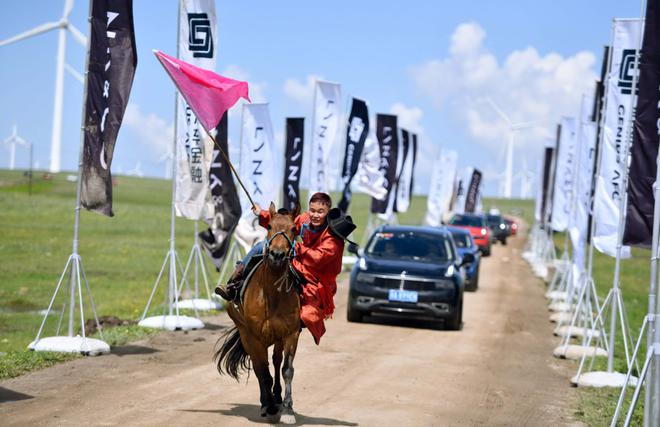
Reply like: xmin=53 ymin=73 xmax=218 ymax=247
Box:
xmin=357 ymin=273 xmax=448 ymax=291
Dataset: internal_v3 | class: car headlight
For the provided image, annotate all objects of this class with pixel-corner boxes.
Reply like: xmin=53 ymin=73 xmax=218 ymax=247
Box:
xmin=358 ymin=257 xmax=367 ymax=270
xmin=499 ymin=223 xmax=505 ymax=229
xmin=445 ymin=264 xmax=455 ymax=278
xmin=356 ymin=272 xmax=375 ymax=284
xmin=480 ymin=228 xmax=487 ymax=235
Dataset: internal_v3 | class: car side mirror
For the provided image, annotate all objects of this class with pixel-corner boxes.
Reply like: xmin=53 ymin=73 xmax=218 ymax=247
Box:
xmin=461 ymin=253 xmax=475 ymax=266
xmin=347 ymin=242 xmax=360 ymax=255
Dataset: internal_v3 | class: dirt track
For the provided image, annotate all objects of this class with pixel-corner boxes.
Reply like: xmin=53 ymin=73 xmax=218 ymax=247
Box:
xmin=1 ymin=227 xmax=582 ymax=426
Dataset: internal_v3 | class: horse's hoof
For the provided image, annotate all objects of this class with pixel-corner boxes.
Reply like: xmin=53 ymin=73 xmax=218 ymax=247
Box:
xmin=265 ymin=412 xmax=281 ymax=424
xmin=280 ymin=413 xmax=296 ymax=424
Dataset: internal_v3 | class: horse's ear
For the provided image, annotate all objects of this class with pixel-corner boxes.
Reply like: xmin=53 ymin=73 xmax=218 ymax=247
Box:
xmin=269 ymin=201 xmax=277 ymax=217
xmin=291 ymin=202 xmax=300 ymax=219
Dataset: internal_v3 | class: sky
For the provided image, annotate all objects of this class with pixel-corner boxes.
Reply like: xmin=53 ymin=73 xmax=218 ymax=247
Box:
xmin=0 ymin=0 xmax=641 ymax=197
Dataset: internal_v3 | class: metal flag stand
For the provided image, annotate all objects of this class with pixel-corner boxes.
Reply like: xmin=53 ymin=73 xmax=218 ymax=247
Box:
xmin=138 ymin=3 xmax=203 ymax=331
xmin=571 ymin=17 xmax=643 ymax=389
xmin=174 ymin=221 xmax=223 ymax=311
xmin=29 ymin=0 xmax=109 ymax=355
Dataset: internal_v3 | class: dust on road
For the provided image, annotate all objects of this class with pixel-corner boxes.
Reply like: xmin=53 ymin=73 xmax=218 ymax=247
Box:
xmin=1 ymin=226 xmax=581 ymax=426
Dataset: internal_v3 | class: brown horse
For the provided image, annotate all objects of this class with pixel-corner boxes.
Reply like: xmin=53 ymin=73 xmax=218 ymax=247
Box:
xmin=214 ymin=202 xmax=301 ymax=424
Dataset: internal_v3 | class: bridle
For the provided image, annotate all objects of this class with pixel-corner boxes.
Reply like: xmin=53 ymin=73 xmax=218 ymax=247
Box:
xmin=264 ymin=230 xmax=297 ymax=260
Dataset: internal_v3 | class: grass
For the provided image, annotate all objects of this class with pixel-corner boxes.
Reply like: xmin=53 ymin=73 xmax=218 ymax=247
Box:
xmin=548 ymin=232 xmax=652 ymax=425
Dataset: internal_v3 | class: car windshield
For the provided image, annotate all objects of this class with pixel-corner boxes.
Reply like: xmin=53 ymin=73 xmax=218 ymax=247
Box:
xmin=367 ymin=231 xmax=453 ymax=262
xmin=450 ymin=214 xmax=483 ymax=227
xmin=450 ymin=232 xmax=473 ymax=248
xmin=487 ymin=214 xmax=503 ymax=225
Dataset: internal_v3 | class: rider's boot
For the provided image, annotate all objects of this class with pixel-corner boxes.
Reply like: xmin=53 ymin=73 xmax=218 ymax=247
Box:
xmin=215 ymin=263 xmax=245 ymax=302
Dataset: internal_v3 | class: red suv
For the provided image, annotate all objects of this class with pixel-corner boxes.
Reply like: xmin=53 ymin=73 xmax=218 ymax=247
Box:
xmin=449 ymin=213 xmax=492 ymax=256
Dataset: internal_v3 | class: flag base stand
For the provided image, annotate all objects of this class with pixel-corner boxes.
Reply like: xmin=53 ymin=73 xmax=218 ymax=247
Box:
xmin=554 ymin=325 xmax=602 ymax=339
xmin=546 ymin=290 xmax=567 ymax=300
xmin=138 ymin=315 xmax=204 ymax=331
xmin=550 ymin=312 xmax=573 ymax=323
xmin=173 ymin=222 xmax=223 ymax=312
xmin=571 ymin=371 xmax=637 ymax=388
xmin=30 ymin=253 xmax=109 ymax=356
xmin=549 ymin=302 xmax=574 ymax=312
xmin=553 ymin=344 xmax=608 ymax=360
xmin=28 ymin=335 xmax=110 ymax=356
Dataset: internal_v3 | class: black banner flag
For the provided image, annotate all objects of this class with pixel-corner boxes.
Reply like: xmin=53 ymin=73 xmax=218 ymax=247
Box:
xmin=624 ymin=0 xmax=660 ymax=247
xmin=81 ymin=0 xmax=137 ymax=216
xmin=464 ymin=168 xmax=482 ymax=213
xmin=370 ymin=114 xmax=398 ymax=214
xmin=282 ymin=118 xmax=305 ymax=211
xmin=199 ymin=113 xmax=242 ymax=270
xmin=540 ymin=146 xmax=555 ymax=228
xmin=410 ymin=133 xmax=418 ymax=196
xmin=338 ymin=98 xmax=369 ymax=213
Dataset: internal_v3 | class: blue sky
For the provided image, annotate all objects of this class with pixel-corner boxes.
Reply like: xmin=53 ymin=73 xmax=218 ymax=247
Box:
xmin=0 ymin=0 xmax=640 ymax=196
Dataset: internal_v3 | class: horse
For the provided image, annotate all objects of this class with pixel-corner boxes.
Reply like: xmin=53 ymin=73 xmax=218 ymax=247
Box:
xmin=214 ymin=202 xmax=301 ymax=424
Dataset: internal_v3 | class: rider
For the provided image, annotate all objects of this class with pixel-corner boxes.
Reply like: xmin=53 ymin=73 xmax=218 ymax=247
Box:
xmin=216 ymin=192 xmax=345 ymax=345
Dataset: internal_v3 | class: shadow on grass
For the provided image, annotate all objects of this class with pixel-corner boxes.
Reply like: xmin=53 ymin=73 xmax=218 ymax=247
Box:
xmin=180 ymin=403 xmax=358 ymax=425
xmin=0 ymin=387 xmax=33 ymax=403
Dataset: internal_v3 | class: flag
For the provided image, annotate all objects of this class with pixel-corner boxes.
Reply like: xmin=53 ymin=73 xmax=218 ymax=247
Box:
xmin=354 ymin=129 xmax=388 ymax=200
xmin=338 ymin=98 xmax=369 ymax=213
xmin=425 ymin=149 xmax=457 ymax=227
xmin=239 ymin=103 xmax=279 ymax=215
xmin=624 ymin=1 xmax=660 ymax=248
xmin=371 ymin=114 xmax=399 ymax=214
xmin=81 ymin=0 xmax=137 ymax=216
xmin=199 ymin=113 xmax=242 ymax=270
xmin=175 ymin=0 xmax=217 ymax=220
xmin=395 ymin=129 xmax=413 ymax=213
xmin=593 ymin=19 xmax=640 ymax=257
xmin=309 ymin=81 xmax=341 ymax=196
xmin=538 ymin=145 xmax=555 ymax=228
xmin=282 ymin=118 xmax=305 ymax=212
xmin=154 ymin=50 xmax=249 ymax=133
xmin=464 ymin=168 xmax=483 ymax=214
xmin=551 ymin=117 xmax=578 ymax=232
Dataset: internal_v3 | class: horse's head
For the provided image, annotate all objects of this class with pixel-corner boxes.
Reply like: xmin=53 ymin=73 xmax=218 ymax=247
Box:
xmin=264 ymin=202 xmax=300 ymax=269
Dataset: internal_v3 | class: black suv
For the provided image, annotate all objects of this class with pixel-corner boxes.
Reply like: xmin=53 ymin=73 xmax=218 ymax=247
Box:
xmin=485 ymin=213 xmax=509 ymax=245
xmin=347 ymin=225 xmax=473 ymax=330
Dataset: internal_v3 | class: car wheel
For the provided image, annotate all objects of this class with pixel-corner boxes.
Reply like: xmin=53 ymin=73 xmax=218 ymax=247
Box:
xmin=466 ymin=268 xmax=479 ymax=292
xmin=501 ymin=237 xmax=507 ymax=245
xmin=346 ymin=303 xmax=364 ymax=323
xmin=482 ymin=246 xmax=491 ymax=257
xmin=446 ymin=298 xmax=463 ymax=331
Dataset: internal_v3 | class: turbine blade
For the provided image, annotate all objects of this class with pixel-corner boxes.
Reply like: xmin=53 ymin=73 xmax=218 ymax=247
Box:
xmin=67 ymin=24 xmax=87 ymax=47
xmin=65 ymin=63 xmax=84 ymax=84
xmin=0 ymin=21 xmax=62 ymax=47
xmin=63 ymin=0 xmax=74 ymax=19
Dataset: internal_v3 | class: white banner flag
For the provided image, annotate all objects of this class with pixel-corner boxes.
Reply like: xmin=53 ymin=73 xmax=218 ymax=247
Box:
xmin=309 ymin=81 xmax=341 ymax=196
xmin=395 ymin=129 xmax=414 ymax=213
xmin=175 ymin=0 xmax=217 ymax=219
xmin=551 ymin=117 xmax=578 ymax=232
xmin=570 ymin=96 xmax=597 ymax=271
xmin=239 ymin=104 xmax=280 ymax=217
xmin=593 ymin=19 xmax=640 ymax=258
xmin=354 ymin=129 xmax=388 ymax=200
xmin=425 ymin=149 xmax=457 ymax=226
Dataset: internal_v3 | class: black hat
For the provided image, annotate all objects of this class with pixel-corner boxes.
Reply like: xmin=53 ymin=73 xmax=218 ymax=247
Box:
xmin=327 ymin=208 xmax=357 ymax=244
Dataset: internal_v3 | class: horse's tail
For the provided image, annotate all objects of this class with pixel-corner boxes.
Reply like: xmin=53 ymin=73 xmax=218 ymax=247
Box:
xmin=213 ymin=326 xmax=251 ymax=381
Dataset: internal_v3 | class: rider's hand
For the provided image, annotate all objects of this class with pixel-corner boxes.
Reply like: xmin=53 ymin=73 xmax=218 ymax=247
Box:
xmin=252 ymin=203 xmax=262 ymax=216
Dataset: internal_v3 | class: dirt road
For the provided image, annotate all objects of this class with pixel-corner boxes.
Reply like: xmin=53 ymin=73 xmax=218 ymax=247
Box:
xmin=1 ymin=229 xmax=581 ymax=426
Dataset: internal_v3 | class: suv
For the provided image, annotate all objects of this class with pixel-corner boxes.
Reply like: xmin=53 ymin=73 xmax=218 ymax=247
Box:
xmin=448 ymin=213 xmax=492 ymax=256
xmin=486 ymin=213 xmax=509 ymax=245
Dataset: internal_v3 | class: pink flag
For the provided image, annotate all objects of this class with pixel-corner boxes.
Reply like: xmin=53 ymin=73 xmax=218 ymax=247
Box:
xmin=153 ymin=50 xmax=250 ymax=132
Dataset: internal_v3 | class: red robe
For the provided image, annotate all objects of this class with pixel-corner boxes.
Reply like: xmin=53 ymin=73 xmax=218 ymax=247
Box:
xmin=259 ymin=211 xmax=344 ymax=344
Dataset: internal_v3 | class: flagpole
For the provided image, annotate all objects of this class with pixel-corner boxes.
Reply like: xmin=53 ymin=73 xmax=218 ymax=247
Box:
xmin=206 ymin=130 xmax=256 ymax=210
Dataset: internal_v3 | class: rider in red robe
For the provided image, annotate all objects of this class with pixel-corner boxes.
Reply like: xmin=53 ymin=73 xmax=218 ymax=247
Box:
xmin=217 ymin=192 xmax=344 ymax=345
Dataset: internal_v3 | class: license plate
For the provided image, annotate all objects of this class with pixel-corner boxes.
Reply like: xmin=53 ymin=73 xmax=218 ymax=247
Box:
xmin=388 ymin=289 xmax=418 ymax=303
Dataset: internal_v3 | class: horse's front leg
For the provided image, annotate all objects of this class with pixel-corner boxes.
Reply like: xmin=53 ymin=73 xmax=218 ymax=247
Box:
xmin=247 ymin=343 xmax=278 ymax=418
xmin=280 ymin=331 xmax=300 ymax=425
xmin=272 ymin=342 xmax=284 ymax=405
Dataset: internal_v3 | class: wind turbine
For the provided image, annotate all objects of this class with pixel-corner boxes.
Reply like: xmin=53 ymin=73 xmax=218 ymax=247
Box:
xmin=484 ymin=98 xmax=546 ymax=199
xmin=0 ymin=0 xmax=87 ymax=173
xmin=159 ymin=149 xmax=174 ymax=180
xmin=127 ymin=161 xmax=144 ymax=178
xmin=3 ymin=125 xmax=29 ymax=170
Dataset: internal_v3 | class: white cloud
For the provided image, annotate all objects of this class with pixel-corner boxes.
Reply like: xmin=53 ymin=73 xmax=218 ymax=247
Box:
xmin=283 ymin=74 xmax=324 ymax=107
xmin=222 ymin=64 xmax=267 ymax=103
xmin=409 ymin=22 xmax=597 ymax=158
xmin=123 ymin=103 xmax=173 ymax=157
xmin=390 ymin=103 xmax=425 ymax=134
